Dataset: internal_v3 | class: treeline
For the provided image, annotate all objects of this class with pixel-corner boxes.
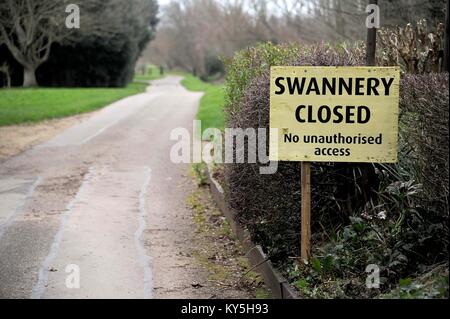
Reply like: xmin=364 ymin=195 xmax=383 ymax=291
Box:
xmin=0 ymin=0 xmax=159 ymax=87
xmin=143 ymin=0 xmax=446 ymax=80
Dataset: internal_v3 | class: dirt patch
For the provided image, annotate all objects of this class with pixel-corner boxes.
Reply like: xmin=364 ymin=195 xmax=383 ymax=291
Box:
xmin=0 ymin=114 xmax=91 ymax=162
xmin=187 ymin=164 xmax=272 ymax=299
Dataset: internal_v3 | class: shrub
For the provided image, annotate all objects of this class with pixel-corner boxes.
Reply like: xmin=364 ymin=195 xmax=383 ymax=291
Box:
xmin=223 ymin=42 xmax=449 ymax=298
xmin=399 ymin=73 xmax=449 ymax=213
xmin=224 ymin=42 xmax=368 ymax=261
xmin=224 ymin=42 xmax=300 ymax=122
xmin=300 ymin=72 xmax=449 ymax=298
xmin=377 ymin=19 xmax=446 ymax=73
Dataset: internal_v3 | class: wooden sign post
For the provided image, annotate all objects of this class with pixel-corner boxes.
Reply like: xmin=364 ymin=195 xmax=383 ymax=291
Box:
xmin=269 ymin=66 xmax=400 ymax=264
xmin=300 ymin=162 xmax=311 ymax=263
xmin=366 ymin=0 xmax=378 ymax=66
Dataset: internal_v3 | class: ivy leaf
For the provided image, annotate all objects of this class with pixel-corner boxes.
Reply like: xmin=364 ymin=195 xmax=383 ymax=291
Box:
xmin=311 ymin=258 xmax=321 ymax=273
xmin=295 ymin=278 xmax=308 ymax=290
xmin=399 ymin=277 xmax=413 ymax=287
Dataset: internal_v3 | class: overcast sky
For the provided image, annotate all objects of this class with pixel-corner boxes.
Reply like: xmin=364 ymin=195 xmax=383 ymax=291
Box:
xmin=157 ymin=0 xmax=308 ymax=15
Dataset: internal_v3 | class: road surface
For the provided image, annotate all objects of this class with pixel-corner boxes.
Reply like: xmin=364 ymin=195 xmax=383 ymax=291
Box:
xmin=0 ymin=76 xmax=227 ymax=299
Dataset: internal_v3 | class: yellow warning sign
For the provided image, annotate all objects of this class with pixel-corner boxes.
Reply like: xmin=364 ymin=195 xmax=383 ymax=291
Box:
xmin=269 ymin=66 xmax=400 ymax=163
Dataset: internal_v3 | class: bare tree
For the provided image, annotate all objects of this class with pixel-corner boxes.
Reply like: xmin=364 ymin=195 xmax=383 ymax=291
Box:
xmin=0 ymin=0 xmax=73 ymax=86
xmin=145 ymin=0 xmax=447 ymax=77
xmin=0 ymin=62 xmax=11 ymax=88
xmin=0 ymin=0 xmax=125 ymax=87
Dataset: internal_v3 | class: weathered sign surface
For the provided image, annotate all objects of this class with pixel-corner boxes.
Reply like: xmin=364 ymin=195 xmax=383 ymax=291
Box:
xmin=270 ymin=66 xmax=400 ymax=163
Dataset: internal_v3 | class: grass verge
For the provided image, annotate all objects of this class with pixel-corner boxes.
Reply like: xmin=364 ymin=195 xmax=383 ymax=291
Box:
xmin=181 ymin=74 xmax=225 ymax=133
xmin=0 ymin=82 xmax=147 ymax=127
xmin=188 ymin=163 xmax=272 ymax=298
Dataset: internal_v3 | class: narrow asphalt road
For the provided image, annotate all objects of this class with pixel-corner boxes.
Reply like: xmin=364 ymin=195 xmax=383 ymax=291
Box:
xmin=0 ymin=76 xmax=218 ymax=299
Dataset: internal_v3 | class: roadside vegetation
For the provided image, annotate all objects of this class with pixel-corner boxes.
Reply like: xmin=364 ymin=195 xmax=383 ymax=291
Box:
xmin=0 ymin=82 xmax=147 ymax=126
xmin=0 ymin=0 xmax=447 ymax=301
xmin=181 ymin=74 xmax=225 ymax=132
xmin=189 ymin=163 xmax=272 ymax=299
xmin=221 ymin=25 xmax=448 ymax=299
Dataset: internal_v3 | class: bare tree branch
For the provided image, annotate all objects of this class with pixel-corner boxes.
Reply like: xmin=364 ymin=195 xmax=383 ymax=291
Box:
xmin=0 ymin=0 xmax=155 ymax=86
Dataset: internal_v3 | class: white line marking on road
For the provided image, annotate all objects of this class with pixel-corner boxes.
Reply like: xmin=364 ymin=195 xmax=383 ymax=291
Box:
xmin=31 ymin=168 xmax=94 ymax=299
xmin=81 ymin=119 xmax=122 ymax=144
xmin=0 ymin=176 xmax=42 ymax=241
xmin=135 ymin=167 xmax=153 ymax=299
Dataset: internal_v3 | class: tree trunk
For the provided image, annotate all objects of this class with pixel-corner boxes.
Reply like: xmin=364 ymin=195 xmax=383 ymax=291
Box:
xmin=23 ymin=66 xmax=38 ymax=87
xmin=0 ymin=68 xmax=11 ymax=88
xmin=444 ymin=0 xmax=449 ymax=72
xmin=6 ymin=73 xmax=11 ymax=88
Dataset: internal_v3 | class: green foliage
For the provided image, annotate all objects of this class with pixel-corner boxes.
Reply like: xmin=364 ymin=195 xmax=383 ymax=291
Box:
xmin=223 ymin=42 xmax=448 ymax=299
xmin=224 ymin=42 xmax=299 ymax=124
xmin=0 ymin=83 xmax=147 ymax=126
xmin=294 ymin=278 xmax=308 ymax=291
xmin=381 ymin=265 xmax=449 ymax=299
xmin=224 ymin=41 xmax=369 ymax=262
xmin=191 ymin=162 xmax=208 ymax=187
xmin=283 ymin=161 xmax=448 ymax=298
xmin=255 ymin=288 xmax=273 ymax=299
xmin=181 ymin=74 xmax=225 ymax=133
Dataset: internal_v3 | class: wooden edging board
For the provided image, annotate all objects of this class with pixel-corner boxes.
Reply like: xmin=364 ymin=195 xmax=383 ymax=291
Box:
xmin=206 ymin=166 xmax=299 ymax=300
